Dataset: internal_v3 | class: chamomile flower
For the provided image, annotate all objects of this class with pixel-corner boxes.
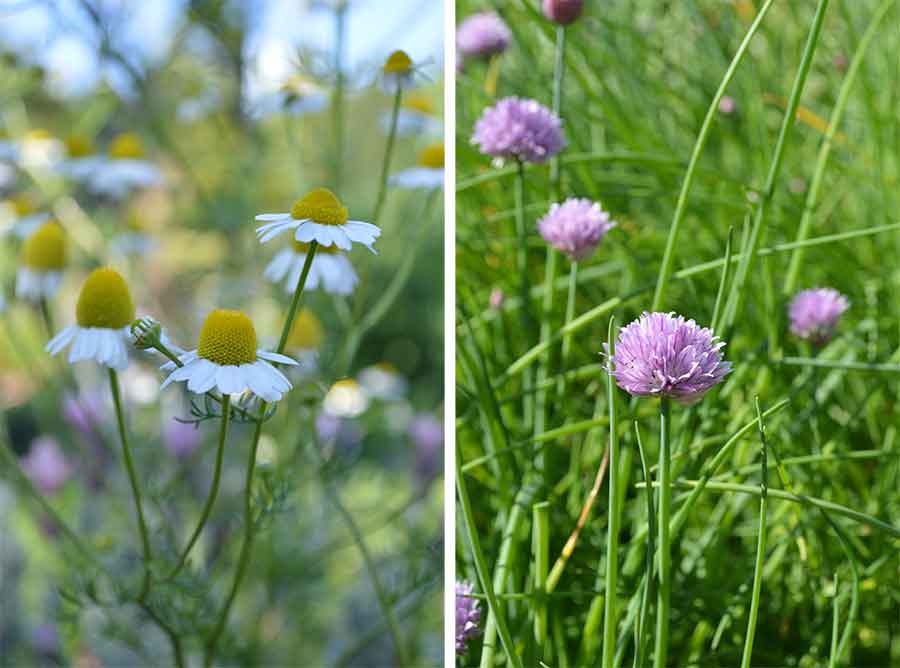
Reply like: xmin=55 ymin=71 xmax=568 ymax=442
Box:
xmin=16 ymin=221 xmax=66 ymax=302
xmin=0 ymin=194 xmax=50 ymax=239
xmin=285 ymin=308 xmax=324 ymax=376
xmin=380 ymin=50 xmax=425 ymax=94
xmin=19 ymin=129 xmax=64 ymax=170
xmin=110 ymin=213 xmax=158 ymax=256
xmin=252 ymin=75 xmax=329 ymax=119
xmin=390 ymin=144 xmax=444 ymax=191
xmin=255 ymin=188 xmax=380 ymax=253
xmin=323 ymin=378 xmax=369 ymax=417
xmin=46 ymin=268 xmax=135 ymax=370
xmin=160 ymin=309 xmax=297 ymax=403
xmin=358 ymin=362 xmax=407 ymax=400
xmin=77 ymin=133 xmax=163 ymax=199
xmin=381 ymin=93 xmax=442 ymax=137
xmin=56 ymin=134 xmax=104 ymax=182
xmin=264 ymin=240 xmax=358 ymax=295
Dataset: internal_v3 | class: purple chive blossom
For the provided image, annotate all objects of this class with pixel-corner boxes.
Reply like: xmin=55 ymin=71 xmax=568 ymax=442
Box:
xmin=608 ymin=312 xmax=732 ymax=405
xmin=788 ymin=288 xmax=849 ymax=344
xmin=457 ymin=12 xmax=512 ymax=61
xmin=456 ymin=580 xmax=482 ymax=655
xmin=538 ymin=198 xmax=616 ymax=261
xmin=543 ymin=0 xmax=584 ymax=25
xmin=472 ymin=97 xmax=566 ymax=164
xmin=20 ymin=436 xmax=72 ymax=496
xmin=718 ymin=96 xmax=737 ymax=114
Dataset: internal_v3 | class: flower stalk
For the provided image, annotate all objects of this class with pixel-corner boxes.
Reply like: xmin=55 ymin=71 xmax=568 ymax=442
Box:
xmin=653 ymin=397 xmax=672 ymax=668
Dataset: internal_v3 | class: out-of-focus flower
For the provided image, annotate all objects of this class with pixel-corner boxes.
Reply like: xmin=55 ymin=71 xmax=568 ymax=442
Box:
xmin=323 ymin=378 xmax=369 ymax=417
xmin=20 ymin=436 xmax=71 ymax=496
xmin=489 ymin=287 xmax=504 ymax=310
xmin=389 ymin=144 xmax=444 ymax=190
xmin=359 ymin=362 xmax=407 ymax=401
xmin=71 ymin=133 xmax=163 ymax=199
xmin=264 ymin=241 xmax=358 ymax=296
xmin=410 ymin=412 xmax=443 ymax=485
xmin=161 ymin=309 xmax=297 ymax=402
xmin=30 ymin=623 xmax=61 ymax=657
xmin=46 ymin=268 xmax=135 ymax=370
xmin=718 ymin=96 xmax=737 ymax=114
xmin=380 ymin=50 xmax=424 ymax=94
xmin=20 ymin=129 xmax=64 ymax=170
xmin=110 ymin=213 xmax=158 ymax=256
xmin=176 ymin=89 xmax=223 ymax=123
xmin=256 ymin=188 xmax=381 ymax=253
xmin=0 ymin=193 xmax=51 ymax=239
xmin=543 ymin=0 xmax=584 ymax=25
xmin=383 ymin=93 xmax=442 ymax=137
xmin=472 ymin=97 xmax=566 ymax=164
xmin=788 ymin=288 xmax=850 ymax=344
xmin=537 ymin=198 xmax=616 ymax=261
xmin=315 ymin=412 xmax=364 ymax=451
xmin=63 ymin=391 xmax=106 ymax=437
xmin=16 ymin=221 xmax=66 ymax=302
xmin=456 ymin=581 xmax=481 ymax=655
xmin=833 ymin=51 xmax=848 ymax=71
xmin=285 ymin=308 xmax=324 ymax=375
xmin=456 ymin=12 xmax=511 ymax=61
xmin=251 ymin=75 xmax=328 ymax=120
xmin=607 ymin=312 xmax=732 ymax=405
xmin=162 ymin=418 xmax=202 ymax=459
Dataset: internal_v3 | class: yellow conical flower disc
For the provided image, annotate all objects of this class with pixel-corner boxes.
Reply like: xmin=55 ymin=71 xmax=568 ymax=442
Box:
xmin=76 ymin=268 xmax=135 ymax=329
xmin=383 ymin=50 xmax=413 ymax=74
xmin=109 ymin=133 xmax=144 ymax=160
xmin=290 ymin=188 xmax=348 ymax=227
xmin=403 ymin=93 xmax=434 ymax=115
xmin=417 ymin=145 xmax=444 ymax=169
xmin=22 ymin=222 xmax=66 ymax=271
xmin=288 ymin=309 xmax=324 ymax=350
xmin=65 ymin=134 xmax=93 ymax=158
xmin=197 ymin=309 xmax=257 ymax=366
xmin=292 ymin=240 xmax=338 ymax=255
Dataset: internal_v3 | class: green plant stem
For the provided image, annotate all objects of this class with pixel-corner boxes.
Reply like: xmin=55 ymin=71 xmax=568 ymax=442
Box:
xmin=550 ymin=24 xmax=566 ymax=195
xmin=108 ymin=368 xmax=152 ymax=599
xmin=557 ymin=261 xmax=578 ymax=398
xmin=740 ymin=399 xmax=769 ymax=668
xmin=331 ymin=1 xmax=347 ymax=192
xmin=39 ymin=297 xmax=53 ymax=338
xmin=165 ymin=395 xmax=230 ymax=581
xmin=276 ymin=240 xmax=318 ymax=353
xmin=371 ymin=86 xmax=403 ymax=225
xmin=514 ymin=159 xmax=535 ymax=427
xmin=633 ymin=424 xmax=655 ymax=668
xmin=653 ymin=398 xmax=671 ymax=668
xmin=602 ymin=317 xmax=621 ymax=668
xmin=651 ymin=0 xmax=777 ymax=310
xmin=533 ymin=500 xmax=550 ymax=649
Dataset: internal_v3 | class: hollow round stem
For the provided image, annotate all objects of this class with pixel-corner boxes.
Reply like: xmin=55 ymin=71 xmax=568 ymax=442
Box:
xmin=653 ymin=398 xmax=671 ymax=668
xmin=165 ymin=395 xmax=230 ymax=581
xmin=602 ymin=317 xmax=620 ymax=668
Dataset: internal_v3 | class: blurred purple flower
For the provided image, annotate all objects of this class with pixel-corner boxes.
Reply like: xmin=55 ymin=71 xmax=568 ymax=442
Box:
xmin=472 ymin=97 xmax=565 ymax=164
xmin=62 ymin=391 xmax=105 ymax=437
xmin=162 ymin=419 xmax=202 ymax=459
xmin=457 ymin=12 xmax=511 ymax=61
xmin=316 ymin=413 xmax=363 ymax=452
xmin=20 ymin=437 xmax=71 ymax=496
xmin=537 ymin=198 xmax=616 ymax=261
xmin=543 ymin=0 xmax=584 ymax=25
xmin=719 ymin=96 xmax=737 ymax=114
xmin=30 ymin=623 xmax=60 ymax=656
xmin=788 ymin=288 xmax=849 ymax=344
xmin=607 ymin=312 xmax=731 ymax=405
xmin=409 ymin=412 xmax=443 ymax=484
xmin=456 ymin=580 xmax=481 ymax=655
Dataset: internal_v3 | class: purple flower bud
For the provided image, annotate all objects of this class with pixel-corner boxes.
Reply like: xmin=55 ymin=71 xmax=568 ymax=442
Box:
xmin=20 ymin=436 xmax=71 ymax=496
xmin=457 ymin=12 xmax=512 ymax=61
xmin=537 ymin=198 xmax=616 ymax=261
xmin=719 ymin=96 xmax=737 ymax=114
xmin=162 ymin=418 xmax=202 ymax=459
xmin=607 ymin=312 xmax=732 ymax=405
xmin=472 ymin=97 xmax=566 ymax=164
xmin=456 ymin=580 xmax=481 ymax=655
xmin=543 ymin=0 xmax=584 ymax=25
xmin=409 ymin=413 xmax=443 ymax=485
xmin=788 ymin=288 xmax=849 ymax=344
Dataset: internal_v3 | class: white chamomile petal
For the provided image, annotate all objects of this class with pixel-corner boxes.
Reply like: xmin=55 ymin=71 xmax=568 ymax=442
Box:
xmin=48 ymin=325 xmax=131 ymax=370
xmin=258 ymin=350 xmax=298 ymax=366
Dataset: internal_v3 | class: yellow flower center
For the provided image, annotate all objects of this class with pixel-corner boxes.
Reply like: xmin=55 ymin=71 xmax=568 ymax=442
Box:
xmin=417 ymin=145 xmax=444 ymax=169
xmin=383 ymin=50 xmax=413 ymax=74
xmin=197 ymin=309 xmax=258 ymax=366
xmin=25 ymin=129 xmax=52 ymax=142
xmin=287 ymin=309 xmax=324 ymax=350
xmin=376 ymin=361 xmax=398 ymax=374
xmin=11 ymin=194 xmax=34 ymax=216
xmin=290 ymin=188 xmax=348 ymax=226
xmin=65 ymin=134 xmax=94 ymax=158
xmin=76 ymin=268 xmax=135 ymax=329
xmin=22 ymin=221 xmax=66 ymax=271
xmin=292 ymin=240 xmax=338 ymax=255
xmin=109 ymin=133 xmax=144 ymax=160
xmin=403 ymin=93 xmax=434 ymax=115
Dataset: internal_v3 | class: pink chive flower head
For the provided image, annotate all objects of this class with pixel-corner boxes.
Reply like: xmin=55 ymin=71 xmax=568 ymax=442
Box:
xmin=20 ymin=436 xmax=72 ymax=496
xmin=607 ymin=312 xmax=732 ymax=405
xmin=457 ymin=12 xmax=511 ymax=61
xmin=472 ymin=97 xmax=565 ymax=164
xmin=538 ymin=198 xmax=616 ymax=261
xmin=788 ymin=288 xmax=849 ymax=344
xmin=543 ymin=0 xmax=584 ymax=25
xmin=719 ymin=96 xmax=737 ymax=114
xmin=456 ymin=580 xmax=481 ymax=655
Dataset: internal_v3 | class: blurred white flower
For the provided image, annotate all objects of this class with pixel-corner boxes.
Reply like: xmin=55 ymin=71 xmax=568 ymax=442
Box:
xmin=15 ymin=221 xmax=66 ymax=302
xmin=251 ymin=75 xmax=328 ymax=119
xmin=381 ymin=93 xmax=442 ymax=137
xmin=0 ymin=194 xmax=50 ymax=239
xmin=390 ymin=144 xmax=444 ymax=191
xmin=323 ymin=379 xmax=369 ymax=417
xmin=19 ymin=129 xmax=65 ymax=170
xmin=264 ymin=240 xmax=358 ymax=295
xmin=358 ymin=362 xmax=407 ymax=401
xmin=67 ymin=133 xmax=163 ymax=199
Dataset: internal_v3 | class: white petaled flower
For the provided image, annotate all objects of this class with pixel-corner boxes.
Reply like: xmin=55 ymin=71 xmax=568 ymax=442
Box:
xmin=381 ymin=93 xmax=442 ymax=137
xmin=323 ymin=379 xmax=369 ymax=417
xmin=251 ymin=76 xmax=329 ymax=120
xmin=19 ymin=129 xmax=65 ymax=170
xmin=390 ymin=144 xmax=444 ymax=191
xmin=255 ymin=187 xmax=380 ymax=253
xmin=358 ymin=362 xmax=407 ymax=401
xmin=160 ymin=309 xmax=297 ymax=402
xmin=76 ymin=133 xmax=163 ymax=199
xmin=264 ymin=240 xmax=358 ymax=296
xmin=380 ymin=50 xmax=425 ymax=94
xmin=46 ymin=268 xmax=135 ymax=370
xmin=0 ymin=194 xmax=50 ymax=239
xmin=15 ymin=221 xmax=66 ymax=302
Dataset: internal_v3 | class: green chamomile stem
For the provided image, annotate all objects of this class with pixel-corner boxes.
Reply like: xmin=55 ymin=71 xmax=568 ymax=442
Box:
xmin=651 ymin=0 xmax=776 ymax=311
xmin=371 ymin=86 xmax=403 ymax=226
xmin=204 ymin=415 xmax=264 ymax=668
xmin=653 ymin=397 xmax=672 ymax=668
xmin=558 ymin=260 xmax=578 ymax=397
xmin=166 ymin=395 xmax=230 ymax=581
xmin=276 ymin=240 xmax=318 ymax=354
xmin=602 ymin=317 xmax=621 ymax=668
xmin=740 ymin=399 xmax=769 ymax=668
xmin=108 ymin=368 xmax=152 ymax=598
xmin=39 ymin=298 xmax=54 ymax=338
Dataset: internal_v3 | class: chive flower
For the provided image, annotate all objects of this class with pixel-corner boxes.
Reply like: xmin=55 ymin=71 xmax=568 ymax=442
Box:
xmin=788 ymin=288 xmax=849 ymax=344
xmin=456 ymin=12 xmax=511 ymax=61
xmin=472 ymin=97 xmax=565 ymax=164
xmin=537 ymin=198 xmax=616 ymax=261
xmin=543 ymin=0 xmax=584 ymax=25
xmin=456 ymin=580 xmax=481 ymax=655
